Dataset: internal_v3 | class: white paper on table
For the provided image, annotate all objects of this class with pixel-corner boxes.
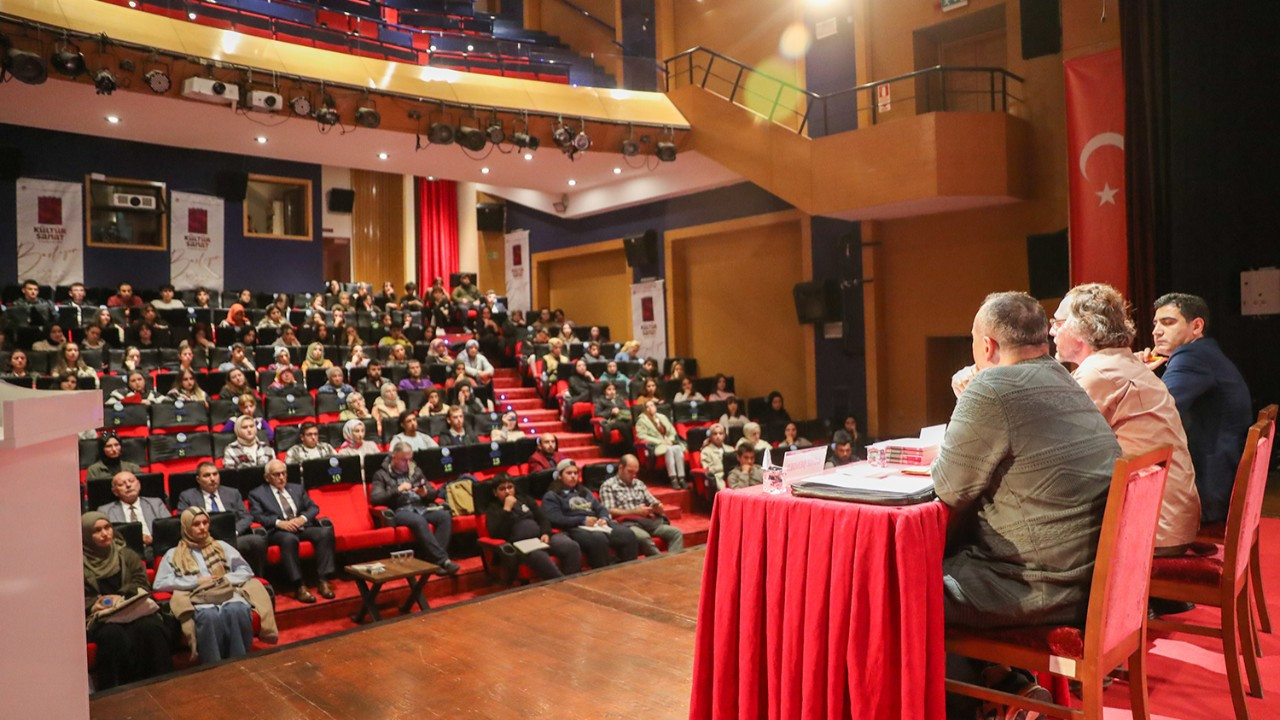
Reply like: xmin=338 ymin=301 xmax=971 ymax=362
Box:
xmin=512 ymin=538 xmax=550 ymax=554
xmin=805 ymin=462 xmax=935 ymax=495
xmin=919 ymin=424 xmax=947 ymax=446
xmin=781 ymin=445 xmax=828 ymax=480
xmin=580 ymin=523 xmax=615 ymax=533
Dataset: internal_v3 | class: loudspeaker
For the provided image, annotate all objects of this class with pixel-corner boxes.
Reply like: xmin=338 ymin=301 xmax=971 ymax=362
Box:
xmin=0 ymin=147 xmax=21 ymax=182
xmin=328 ymin=188 xmax=355 ymax=214
xmin=1020 ymin=0 xmax=1062 ymax=60
xmin=215 ymin=171 xmax=249 ymax=203
xmin=476 ymin=203 xmax=505 ymax=232
xmin=1026 ymin=228 xmax=1069 ymax=299
xmin=623 ymin=230 xmax=659 ymax=267
xmin=792 ymin=280 xmax=841 ymax=324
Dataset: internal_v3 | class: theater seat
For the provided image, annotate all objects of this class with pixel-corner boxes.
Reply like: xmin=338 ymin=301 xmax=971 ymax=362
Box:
xmin=308 ymin=481 xmax=399 ymax=553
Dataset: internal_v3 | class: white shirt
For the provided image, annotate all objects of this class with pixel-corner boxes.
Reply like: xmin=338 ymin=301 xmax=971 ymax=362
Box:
xmin=117 ymin=500 xmax=151 ymax=535
xmin=274 ymin=487 xmax=298 ymax=519
xmin=204 ymin=492 xmax=225 ymax=513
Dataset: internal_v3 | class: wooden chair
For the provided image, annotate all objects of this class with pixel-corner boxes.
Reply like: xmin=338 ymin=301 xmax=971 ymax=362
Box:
xmin=946 ymin=446 xmax=1173 ymax=719
xmin=1149 ymin=416 xmax=1272 ymax=720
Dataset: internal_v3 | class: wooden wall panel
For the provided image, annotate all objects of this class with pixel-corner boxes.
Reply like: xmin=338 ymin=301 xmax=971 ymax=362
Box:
xmin=351 ymin=170 xmax=405 ymax=293
xmin=541 ymin=250 xmax=631 ymax=341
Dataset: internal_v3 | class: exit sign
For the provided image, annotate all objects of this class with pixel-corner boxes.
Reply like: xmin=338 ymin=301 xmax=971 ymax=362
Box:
xmin=941 ymin=0 xmax=969 ymax=11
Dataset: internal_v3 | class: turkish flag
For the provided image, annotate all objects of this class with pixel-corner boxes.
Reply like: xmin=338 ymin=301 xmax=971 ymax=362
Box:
xmin=1065 ymin=49 xmax=1127 ymax=295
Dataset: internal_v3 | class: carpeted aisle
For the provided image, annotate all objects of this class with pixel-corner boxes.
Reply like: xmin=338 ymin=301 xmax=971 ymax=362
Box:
xmin=1098 ymin=516 xmax=1280 ymax=719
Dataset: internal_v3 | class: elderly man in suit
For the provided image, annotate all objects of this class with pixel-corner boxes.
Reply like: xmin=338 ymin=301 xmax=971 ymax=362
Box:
xmin=175 ymin=461 xmax=269 ymax=576
xmin=248 ymin=459 xmax=336 ymax=603
xmin=97 ymin=471 xmax=169 ymax=552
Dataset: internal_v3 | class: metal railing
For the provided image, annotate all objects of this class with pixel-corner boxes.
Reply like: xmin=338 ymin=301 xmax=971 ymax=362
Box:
xmin=664 ymin=46 xmax=1025 ymax=136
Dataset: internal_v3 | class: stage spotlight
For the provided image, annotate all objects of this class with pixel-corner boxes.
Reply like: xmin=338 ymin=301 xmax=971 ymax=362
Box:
xmin=621 ymin=138 xmax=639 ymax=157
xmin=314 ymin=99 xmax=340 ymax=126
xmin=1 ymin=36 xmax=48 ymax=85
xmin=572 ymin=127 xmax=591 ymax=152
xmin=355 ymin=107 xmax=381 ymax=128
xmin=513 ymin=132 xmax=539 ymax=151
xmin=456 ymin=125 xmax=487 ymax=151
xmin=50 ymin=44 xmax=85 ymax=78
xmin=428 ymin=122 xmax=455 ymax=145
xmin=485 ymin=120 xmax=505 ymax=145
xmin=93 ymin=68 xmax=118 ymax=95
xmin=552 ymin=121 xmax=572 ymax=149
xmin=144 ymin=68 xmax=170 ymax=93
xmin=289 ymin=95 xmax=312 ymax=116
xmin=656 ymin=141 xmax=677 ymax=162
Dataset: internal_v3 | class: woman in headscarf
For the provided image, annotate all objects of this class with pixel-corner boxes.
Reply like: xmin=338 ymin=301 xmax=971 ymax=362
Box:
xmin=735 ymin=421 xmax=771 ymax=453
xmin=757 ymin=390 xmax=792 ymax=427
xmin=371 ymin=382 xmax=407 ymax=432
xmin=300 ymin=341 xmax=332 ymax=372
xmin=337 ymin=418 xmax=380 ymax=457
xmin=426 ymin=337 xmax=452 ymax=366
xmin=220 ymin=303 xmax=248 ymax=330
xmin=269 ymin=346 xmax=295 ymax=373
xmin=634 ymin=399 xmax=688 ymax=489
xmin=153 ymin=507 xmax=274 ymax=663
xmin=82 ymin=511 xmax=173 ymax=690
xmin=339 ymin=391 xmax=371 ymax=421
xmin=87 ymin=435 xmax=144 ymax=481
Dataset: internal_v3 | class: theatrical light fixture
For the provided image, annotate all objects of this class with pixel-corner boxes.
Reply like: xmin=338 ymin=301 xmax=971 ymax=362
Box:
xmin=50 ymin=42 xmax=85 ymax=78
xmin=621 ymin=138 xmax=640 ymax=157
xmin=656 ymin=141 xmax=677 ymax=162
xmin=355 ymin=106 xmax=381 ymax=128
xmin=427 ymin=122 xmax=455 ymax=145
xmin=513 ymin=132 xmax=539 ymax=151
xmin=572 ymin=125 xmax=591 ymax=152
xmin=485 ymin=119 xmax=506 ymax=145
xmin=552 ymin=120 xmax=572 ymax=148
xmin=93 ymin=68 xmax=118 ymax=95
xmin=314 ymin=105 xmax=339 ymax=126
xmin=456 ymin=124 xmax=487 ymax=151
xmin=1 ymin=35 xmax=48 ymax=85
xmin=289 ymin=95 xmax=312 ymax=116
xmin=144 ymin=68 xmax=170 ymax=93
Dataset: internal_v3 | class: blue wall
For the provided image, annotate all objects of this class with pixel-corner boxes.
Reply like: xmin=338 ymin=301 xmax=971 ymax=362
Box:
xmin=0 ymin=123 xmax=324 ymax=293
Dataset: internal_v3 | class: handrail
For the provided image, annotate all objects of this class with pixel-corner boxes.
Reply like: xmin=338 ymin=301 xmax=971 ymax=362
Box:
xmin=664 ymin=45 xmax=1026 ymax=134
xmin=551 ymin=0 xmax=618 ymax=36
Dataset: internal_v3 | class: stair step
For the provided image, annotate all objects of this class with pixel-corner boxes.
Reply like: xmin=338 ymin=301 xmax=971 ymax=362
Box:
xmin=562 ymin=446 xmax=604 ymax=460
xmin=516 ymin=409 xmax=560 ymax=425
xmin=495 ymin=388 xmax=539 ymax=400
xmin=523 ymin=420 xmax=567 ymax=434
xmin=496 ymin=398 xmax=543 ymax=412
xmin=554 ymin=432 xmax=595 ymax=448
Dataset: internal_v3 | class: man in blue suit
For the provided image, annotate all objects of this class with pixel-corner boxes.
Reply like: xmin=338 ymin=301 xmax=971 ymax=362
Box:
xmin=248 ymin=460 xmax=337 ymax=603
xmin=1145 ymin=293 xmax=1252 ymax=523
xmin=176 ymin=461 xmax=268 ymax=576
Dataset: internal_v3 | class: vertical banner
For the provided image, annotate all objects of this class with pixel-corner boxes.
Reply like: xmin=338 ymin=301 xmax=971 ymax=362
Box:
xmin=15 ymin=178 xmax=84 ymax=285
xmin=630 ymin=280 xmax=667 ymax=361
xmin=170 ymin=191 xmax=225 ymax=291
xmin=1065 ymin=49 xmax=1127 ymax=294
xmin=503 ymin=229 xmax=531 ymax=313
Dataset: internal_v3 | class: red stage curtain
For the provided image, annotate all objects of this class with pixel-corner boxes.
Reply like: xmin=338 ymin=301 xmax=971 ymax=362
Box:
xmin=416 ymin=177 xmax=459 ymax=291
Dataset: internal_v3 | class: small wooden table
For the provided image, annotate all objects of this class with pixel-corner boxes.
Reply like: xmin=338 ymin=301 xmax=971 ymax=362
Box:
xmin=344 ymin=557 xmax=439 ymax=623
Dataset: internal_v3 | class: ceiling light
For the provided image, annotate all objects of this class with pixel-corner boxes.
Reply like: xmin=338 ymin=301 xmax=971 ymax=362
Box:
xmin=523 ymin=152 xmax=533 ymax=161
xmin=427 ymin=122 xmax=455 ymax=145
xmin=105 ymin=115 xmax=120 ymax=124
xmin=355 ymin=106 xmax=381 ymax=128
xmin=613 ymin=167 xmax=621 ymax=174
xmin=2 ymin=37 xmax=47 ymax=85
xmin=128 ymin=0 xmax=137 ymax=6
xmin=513 ymin=132 xmax=539 ymax=151
xmin=427 ymin=176 xmax=435 ymax=181
xmin=93 ymin=68 xmax=118 ymax=95
xmin=656 ymin=141 xmax=677 ymax=162
xmin=144 ymin=68 xmax=170 ymax=93
xmin=188 ymin=11 xmax=197 ymax=20
xmin=255 ymin=136 xmax=267 ymax=144
xmin=456 ymin=125 xmax=487 ymax=151
xmin=378 ymin=152 xmax=389 ymax=160
xmin=567 ymin=179 xmax=576 ymax=187
xmin=49 ymin=44 xmax=85 ymax=78
xmin=480 ymin=167 xmax=490 ymax=174
xmin=289 ymin=96 xmax=312 ymax=116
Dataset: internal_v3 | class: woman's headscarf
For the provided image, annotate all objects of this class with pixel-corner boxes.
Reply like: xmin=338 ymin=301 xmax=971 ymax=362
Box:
xmin=341 ymin=418 xmax=365 ymax=447
xmin=702 ymin=423 xmax=726 ymax=449
xmin=743 ymin=422 xmax=762 ymax=442
xmin=306 ymin=342 xmax=326 ymax=362
xmin=96 ymin=435 xmax=123 ymax=473
xmin=82 ymin=511 xmax=123 ymax=581
xmin=227 ymin=304 xmax=246 ymax=326
xmin=171 ymin=507 xmax=228 ymax=577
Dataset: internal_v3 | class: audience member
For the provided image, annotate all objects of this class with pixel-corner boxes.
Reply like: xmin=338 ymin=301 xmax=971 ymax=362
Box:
xmin=400 ymin=282 xmax=424 ymax=312
xmin=707 ymin=374 xmax=735 ymax=401
xmin=735 ymin=422 xmax=770 ymax=454
xmin=52 ymin=341 xmax=97 ymax=380
xmin=372 ymin=383 xmax=408 ymax=431
xmin=615 ymin=340 xmax=640 ymax=363
xmin=527 ymin=433 xmax=565 ymax=473
xmin=32 ymin=323 xmax=66 ymax=352
xmin=165 ymin=368 xmax=208 ymax=404
xmin=220 ymin=304 xmax=249 ymax=331
xmin=337 ymin=418 xmax=380 ymax=457
xmin=301 ymin=342 xmax=332 ymax=372
xmin=10 ymin=278 xmax=55 ymax=326
xmin=379 ymin=323 xmax=412 ymax=350
xmin=266 ymin=367 xmax=305 ymax=397
xmin=598 ymin=360 xmax=629 ymax=391
xmin=3 ymin=348 xmax=30 ymax=378
xmin=779 ymin=422 xmax=813 ymax=450
xmin=1141 ymin=292 xmax=1252 ymax=524
xmin=825 ymin=431 xmax=856 ymax=468
xmin=438 ymin=406 xmax=479 ymax=447
xmin=317 ymin=366 xmax=354 ymax=396
xmin=634 ymin=399 xmax=688 ymax=489
xmin=369 ymin=444 xmax=461 ymax=574
xmin=248 ymin=460 xmax=337 ymax=602
xmin=599 ymin=455 xmax=684 ymax=557
xmin=1050 ymin=283 xmax=1200 ymax=553
xmin=490 ymin=411 xmax=526 ymax=442
xmin=757 ymin=391 xmax=792 ymax=426
xmin=444 ymin=361 xmax=470 ymax=391
xmin=356 ymin=360 xmax=385 ymax=394
xmin=454 ymin=382 xmax=491 ymax=415
xmin=673 ymin=377 xmax=705 ymax=403
xmin=700 ymin=424 xmax=730 ymax=492
xmin=285 ymin=422 xmax=337 ymax=463
xmin=726 ymin=445 xmax=764 ymax=489
xmin=633 ymin=377 xmax=662 ymax=406
xmin=150 ymin=284 xmax=184 ymax=311
xmin=451 ymin=274 xmax=483 ymax=309
xmin=339 ymin=391 xmax=371 ymax=421
xmin=426 ymin=338 xmax=452 ymax=365
xmin=107 ymin=282 xmax=143 ymax=311
xmin=542 ymin=338 xmax=567 ymax=383
xmin=222 ymin=416 xmax=275 ymax=469
xmin=96 ymin=471 xmax=167 ymax=550
xmin=268 ymin=346 xmax=295 ymax=373
xmin=386 ymin=343 xmax=410 ymax=367
xmin=81 ymin=324 xmax=108 ymax=351
xmin=390 ymin=410 xmax=439 ymax=451
xmin=345 ymin=344 xmax=369 ymax=369
xmin=461 ymin=339 xmax=494 ymax=384
xmin=91 ymin=308 xmax=125 ymax=348
xmin=485 ymin=474 xmax=580 ymax=580
xmin=221 ymin=394 xmax=274 ymax=441
xmin=256 ymin=305 xmax=286 ymax=330
xmin=594 ymin=382 xmax=631 ymax=436
xmin=109 ymin=370 xmax=158 ymax=405
xmin=667 ymin=360 xmax=687 ymax=382
xmin=217 ymin=368 xmax=254 ymax=400
xmin=87 ymin=435 xmax=143 ymax=481
xmin=399 ymin=359 xmax=434 ymax=391
xmin=418 ymin=387 xmax=450 ymax=417
xmin=218 ymin=343 xmax=254 ymax=373
xmin=541 ymin=459 xmax=639 ymax=567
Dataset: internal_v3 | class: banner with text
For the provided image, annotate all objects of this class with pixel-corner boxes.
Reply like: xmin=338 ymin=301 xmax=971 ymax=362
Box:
xmin=630 ymin=280 xmax=667 ymax=361
xmin=504 ymin=229 xmax=531 ymax=313
xmin=170 ymin=191 xmax=225 ymax=292
xmin=16 ymin=178 xmax=83 ymax=285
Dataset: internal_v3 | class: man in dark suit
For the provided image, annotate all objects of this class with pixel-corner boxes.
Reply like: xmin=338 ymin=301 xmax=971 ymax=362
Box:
xmin=176 ymin=461 xmax=268 ymax=576
xmin=248 ymin=460 xmax=337 ymax=603
xmin=97 ymin=471 xmax=169 ymax=552
xmin=1144 ymin=293 xmax=1253 ymax=523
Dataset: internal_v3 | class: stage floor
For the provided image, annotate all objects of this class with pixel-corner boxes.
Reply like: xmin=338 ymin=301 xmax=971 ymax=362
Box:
xmin=90 ymin=549 xmax=705 ymax=720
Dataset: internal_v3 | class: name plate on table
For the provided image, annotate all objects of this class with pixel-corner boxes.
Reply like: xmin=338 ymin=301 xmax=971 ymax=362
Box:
xmin=780 ymin=445 xmax=829 ymax=481
xmin=791 ymin=462 xmax=936 ymax=505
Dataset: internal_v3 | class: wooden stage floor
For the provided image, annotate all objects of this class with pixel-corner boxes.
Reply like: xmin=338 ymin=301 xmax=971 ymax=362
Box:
xmin=90 ymin=549 xmax=705 ymax=720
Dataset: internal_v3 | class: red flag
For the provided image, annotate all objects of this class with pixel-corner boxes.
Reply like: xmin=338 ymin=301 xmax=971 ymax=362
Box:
xmin=1065 ymin=49 xmax=1127 ymax=295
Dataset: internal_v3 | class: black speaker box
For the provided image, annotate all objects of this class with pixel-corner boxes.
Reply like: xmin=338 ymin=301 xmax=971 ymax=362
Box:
xmin=1020 ymin=0 xmax=1062 ymax=60
xmin=476 ymin=203 xmax=505 ymax=232
xmin=792 ymin=280 xmax=841 ymax=324
xmin=329 ymin=188 xmax=356 ymax=213
xmin=623 ymin=230 xmax=659 ymax=267
xmin=0 ymin=147 xmax=21 ymax=182
xmin=1027 ymin=228 xmax=1069 ymax=299
xmin=215 ymin=171 xmax=249 ymax=203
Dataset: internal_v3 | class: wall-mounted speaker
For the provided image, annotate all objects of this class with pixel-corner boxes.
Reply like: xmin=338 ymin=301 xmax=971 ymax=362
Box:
xmin=215 ymin=171 xmax=249 ymax=203
xmin=476 ymin=203 xmax=505 ymax=232
xmin=1027 ymin=228 xmax=1069 ymax=299
xmin=328 ymin=188 xmax=355 ymax=214
xmin=0 ymin=147 xmax=22 ymax=182
xmin=1020 ymin=0 xmax=1062 ymax=59
xmin=792 ymin=280 xmax=842 ymax=324
xmin=623 ymin=229 xmax=659 ymax=267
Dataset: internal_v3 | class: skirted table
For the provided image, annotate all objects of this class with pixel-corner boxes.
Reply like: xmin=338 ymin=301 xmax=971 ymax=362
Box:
xmin=689 ymin=484 xmax=950 ymax=719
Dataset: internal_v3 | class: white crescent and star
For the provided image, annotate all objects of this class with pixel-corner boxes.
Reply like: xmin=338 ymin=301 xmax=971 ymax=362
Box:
xmin=1079 ymin=131 xmax=1125 ymax=207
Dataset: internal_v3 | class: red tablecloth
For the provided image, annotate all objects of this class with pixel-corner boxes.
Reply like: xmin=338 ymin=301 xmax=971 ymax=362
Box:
xmin=689 ymin=485 xmax=949 ymax=719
